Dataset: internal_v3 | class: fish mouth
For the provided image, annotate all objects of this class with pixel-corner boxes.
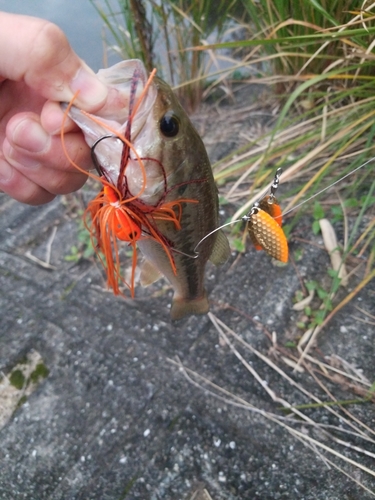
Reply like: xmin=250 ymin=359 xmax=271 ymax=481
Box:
xmin=62 ymin=60 xmax=158 ymax=183
xmin=65 ymin=59 xmax=157 ymax=141
xmin=95 ymin=59 xmax=155 ymax=126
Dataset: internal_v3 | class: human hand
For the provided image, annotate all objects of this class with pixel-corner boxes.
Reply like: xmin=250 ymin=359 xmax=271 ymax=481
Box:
xmin=0 ymin=12 xmax=108 ymax=205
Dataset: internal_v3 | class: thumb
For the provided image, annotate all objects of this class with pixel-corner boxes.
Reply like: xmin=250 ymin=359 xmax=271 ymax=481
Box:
xmin=0 ymin=12 xmax=108 ymax=110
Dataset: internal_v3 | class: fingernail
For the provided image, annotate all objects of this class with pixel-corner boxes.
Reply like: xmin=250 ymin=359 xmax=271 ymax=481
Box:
xmin=12 ymin=119 xmax=50 ymax=153
xmin=70 ymin=64 xmax=108 ymax=109
xmin=0 ymin=158 xmax=14 ymax=182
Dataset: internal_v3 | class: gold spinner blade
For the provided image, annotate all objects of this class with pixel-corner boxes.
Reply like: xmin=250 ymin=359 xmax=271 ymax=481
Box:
xmin=247 ymin=207 xmax=288 ymax=263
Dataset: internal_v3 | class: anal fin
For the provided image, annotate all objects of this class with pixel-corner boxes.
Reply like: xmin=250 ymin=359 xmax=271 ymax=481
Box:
xmin=140 ymin=259 xmax=163 ymax=287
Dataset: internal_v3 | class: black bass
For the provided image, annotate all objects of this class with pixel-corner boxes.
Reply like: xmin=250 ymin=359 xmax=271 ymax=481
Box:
xmin=65 ymin=60 xmax=229 ymax=320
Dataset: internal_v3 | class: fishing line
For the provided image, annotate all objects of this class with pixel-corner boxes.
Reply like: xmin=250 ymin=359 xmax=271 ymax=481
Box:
xmin=193 ymin=155 xmax=375 ymax=257
xmin=281 ymin=156 xmax=375 ymax=217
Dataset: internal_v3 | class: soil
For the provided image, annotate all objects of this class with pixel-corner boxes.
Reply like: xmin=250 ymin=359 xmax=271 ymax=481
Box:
xmin=0 ymin=84 xmax=374 ymax=500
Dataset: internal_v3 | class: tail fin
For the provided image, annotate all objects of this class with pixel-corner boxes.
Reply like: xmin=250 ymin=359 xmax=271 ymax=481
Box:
xmin=170 ymin=292 xmax=210 ymax=321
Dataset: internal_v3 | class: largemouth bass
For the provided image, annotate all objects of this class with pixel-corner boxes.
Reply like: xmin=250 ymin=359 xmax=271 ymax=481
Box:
xmin=66 ymin=60 xmax=229 ymax=320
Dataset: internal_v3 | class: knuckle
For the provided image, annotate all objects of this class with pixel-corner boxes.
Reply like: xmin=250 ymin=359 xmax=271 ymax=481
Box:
xmin=32 ymin=22 xmax=68 ymax=64
xmin=58 ymin=135 xmax=92 ymax=173
xmin=24 ymin=191 xmax=55 ymax=206
xmin=1 ymin=177 xmax=54 ymax=206
xmin=49 ymin=171 xmax=86 ymax=195
xmin=26 ymin=22 xmax=72 ymax=86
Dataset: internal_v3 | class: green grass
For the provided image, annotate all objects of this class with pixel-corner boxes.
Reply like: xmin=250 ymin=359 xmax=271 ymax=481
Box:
xmin=89 ymin=0 xmax=375 ymax=313
xmin=89 ymin=0 xmax=375 ymax=319
xmin=90 ymin=0 xmax=239 ymax=110
xmin=87 ymin=4 xmax=375 ymax=493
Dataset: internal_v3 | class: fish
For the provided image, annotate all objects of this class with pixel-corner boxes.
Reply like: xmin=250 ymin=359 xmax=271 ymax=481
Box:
xmin=64 ymin=60 xmax=230 ymax=320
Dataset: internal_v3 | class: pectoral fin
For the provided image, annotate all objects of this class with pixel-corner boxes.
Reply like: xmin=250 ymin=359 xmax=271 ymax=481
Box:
xmin=209 ymin=229 xmax=230 ymax=266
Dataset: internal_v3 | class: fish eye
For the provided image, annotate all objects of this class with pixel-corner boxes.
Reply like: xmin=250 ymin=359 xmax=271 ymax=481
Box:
xmin=159 ymin=113 xmax=180 ymax=137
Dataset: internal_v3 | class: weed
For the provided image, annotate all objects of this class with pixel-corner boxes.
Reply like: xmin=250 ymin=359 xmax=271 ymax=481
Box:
xmin=90 ymin=0 xmax=240 ymax=110
xmin=9 ymin=370 xmax=25 ymax=391
xmin=65 ymin=218 xmax=95 ymax=263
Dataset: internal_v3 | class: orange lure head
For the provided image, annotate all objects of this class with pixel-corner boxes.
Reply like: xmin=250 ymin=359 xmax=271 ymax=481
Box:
xmin=102 ymin=185 xmax=141 ymax=242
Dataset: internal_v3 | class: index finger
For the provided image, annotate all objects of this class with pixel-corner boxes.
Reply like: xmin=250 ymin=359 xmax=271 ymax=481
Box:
xmin=0 ymin=12 xmax=107 ymax=110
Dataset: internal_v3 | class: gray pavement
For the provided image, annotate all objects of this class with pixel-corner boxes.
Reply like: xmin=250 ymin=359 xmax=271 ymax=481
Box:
xmin=0 ymin=191 xmax=374 ymax=499
xmin=0 ymin=94 xmax=374 ymax=499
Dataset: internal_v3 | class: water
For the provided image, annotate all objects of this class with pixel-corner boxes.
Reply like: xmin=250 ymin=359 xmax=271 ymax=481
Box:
xmin=0 ymin=1 xmax=118 ymax=71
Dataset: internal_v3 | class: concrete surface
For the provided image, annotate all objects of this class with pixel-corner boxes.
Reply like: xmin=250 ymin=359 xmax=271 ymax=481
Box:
xmin=0 ymin=94 xmax=374 ymax=499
